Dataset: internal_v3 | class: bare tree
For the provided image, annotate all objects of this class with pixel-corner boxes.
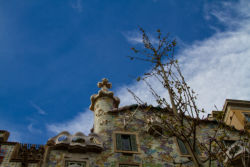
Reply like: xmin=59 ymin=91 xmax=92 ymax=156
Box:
xmin=127 ymin=28 xmax=249 ymax=167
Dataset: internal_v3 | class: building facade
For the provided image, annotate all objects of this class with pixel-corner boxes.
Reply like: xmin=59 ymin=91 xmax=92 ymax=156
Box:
xmin=223 ymin=99 xmax=250 ymax=132
xmin=0 ymin=79 xmax=249 ymax=167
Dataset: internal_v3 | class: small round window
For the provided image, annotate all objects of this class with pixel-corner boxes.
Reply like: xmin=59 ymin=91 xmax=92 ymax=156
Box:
xmin=58 ymin=135 xmax=68 ymax=142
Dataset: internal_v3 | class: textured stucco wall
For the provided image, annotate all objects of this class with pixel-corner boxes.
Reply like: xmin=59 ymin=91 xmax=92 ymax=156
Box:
xmin=94 ymin=97 xmax=115 ymax=134
xmin=47 ymin=106 xmax=238 ymax=167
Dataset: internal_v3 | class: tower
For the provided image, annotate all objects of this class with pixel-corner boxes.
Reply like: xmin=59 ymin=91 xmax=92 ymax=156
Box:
xmin=89 ymin=78 xmax=120 ymax=134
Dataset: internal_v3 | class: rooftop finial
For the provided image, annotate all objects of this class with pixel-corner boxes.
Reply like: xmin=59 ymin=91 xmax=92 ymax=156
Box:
xmin=89 ymin=78 xmax=120 ymax=111
xmin=97 ymin=78 xmax=112 ymax=91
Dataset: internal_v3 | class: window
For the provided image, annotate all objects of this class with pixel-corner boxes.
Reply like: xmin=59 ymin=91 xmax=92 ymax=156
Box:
xmin=177 ymin=139 xmax=189 ymax=155
xmin=114 ymin=132 xmax=139 ymax=153
xmin=58 ymin=135 xmax=68 ymax=142
xmin=65 ymin=161 xmax=86 ymax=167
xmin=147 ymin=124 xmax=163 ymax=137
xmin=176 ymin=139 xmax=200 ymax=156
xmin=243 ymin=113 xmax=250 ymax=122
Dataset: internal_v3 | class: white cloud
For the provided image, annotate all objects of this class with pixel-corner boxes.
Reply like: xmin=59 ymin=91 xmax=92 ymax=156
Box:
xmin=123 ymin=31 xmax=144 ymax=44
xmin=46 ymin=109 xmax=93 ymax=135
xmin=179 ymin=27 xmax=250 ymax=112
xmin=30 ymin=101 xmax=47 ymax=115
xmin=26 ymin=117 xmax=43 ymax=134
xmin=45 ymin=0 xmax=250 ymax=133
xmin=123 ymin=30 xmax=158 ymax=45
xmin=27 ymin=123 xmax=42 ymax=134
xmin=118 ymin=0 xmax=250 ymax=113
xmin=70 ymin=0 xmax=83 ymax=13
xmin=117 ymin=78 xmax=167 ymax=107
xmin=204 ymin=0 xmax=250 ymax=29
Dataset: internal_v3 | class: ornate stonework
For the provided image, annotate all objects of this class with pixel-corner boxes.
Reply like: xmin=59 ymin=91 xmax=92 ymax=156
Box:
xmin=47 ymin=131 xmax=103 ymax=153
xmin=89 ymin=78 xmax=120 ymax=111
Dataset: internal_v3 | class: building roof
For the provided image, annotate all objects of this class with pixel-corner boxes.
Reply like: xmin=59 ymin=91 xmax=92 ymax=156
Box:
xmin=223 ymin=99 xmax=250 ymax=112
xmin=222 ymin=99 xmax=250 ymax=122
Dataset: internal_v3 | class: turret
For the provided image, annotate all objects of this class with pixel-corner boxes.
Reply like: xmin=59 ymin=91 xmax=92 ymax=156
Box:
xmin=89 ymin=78 xmax=120 ymax=134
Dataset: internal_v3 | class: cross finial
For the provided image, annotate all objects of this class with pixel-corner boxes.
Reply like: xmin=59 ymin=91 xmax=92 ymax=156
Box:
xmin=97 ymin=78 xmax=112 ymax=91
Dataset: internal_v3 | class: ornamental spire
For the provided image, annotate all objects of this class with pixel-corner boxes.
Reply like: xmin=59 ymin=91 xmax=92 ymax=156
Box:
xmin=97 ymin=78 xmax=111 ymax=91
xmin=89 ymin=78 xmax=120 ymax=111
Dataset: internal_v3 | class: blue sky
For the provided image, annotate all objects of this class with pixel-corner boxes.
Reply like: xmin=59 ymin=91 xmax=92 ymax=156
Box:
xmin=1 ymin=0 xmax=250 ymax=144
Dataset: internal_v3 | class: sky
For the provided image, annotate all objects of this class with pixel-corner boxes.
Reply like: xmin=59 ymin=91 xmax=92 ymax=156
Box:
xmin=0 ymin=0 xmax=249 ymax=144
